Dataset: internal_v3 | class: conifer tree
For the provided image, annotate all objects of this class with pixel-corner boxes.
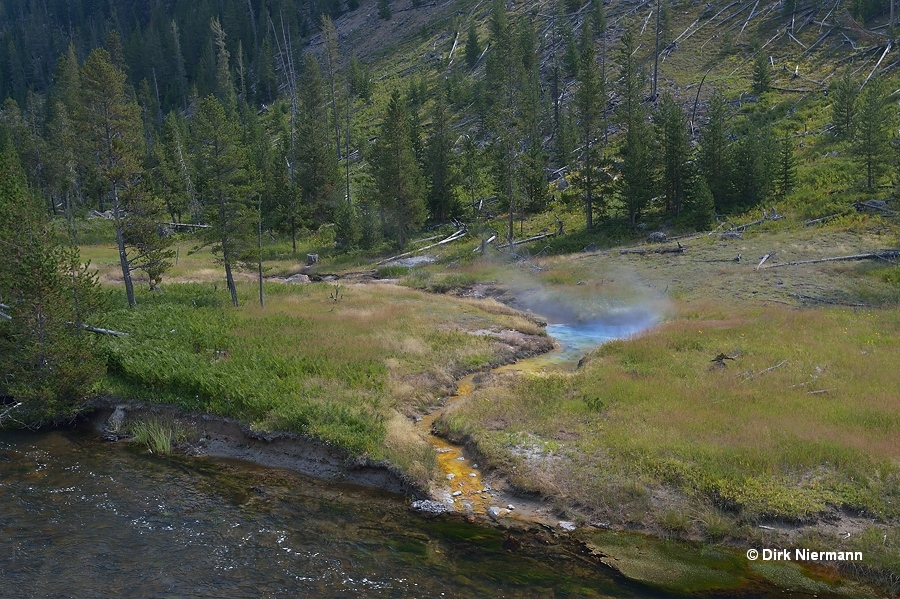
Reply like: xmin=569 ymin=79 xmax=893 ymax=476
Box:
xmin=616 ymin=25 xmax=654 ymax=225
xmin=775 ymin=132 xmax=796 ymax=199
xmin=425 ymin=92 xmax=459 ymax=222
xmin=295 ymin=55 xmax=340 ymax=228
xmin=654 ymin=93 xmax=690 ymax=216
xmin=752 ymin=50 xmax=770 ymax=95
xmin=853 ymin=77 xmax=893 ymax=190
xmin=699 ymin=91 xmax=731 ymax=212
xmin=575 ymin=21 xmax=604 ymax=229
xmin=465 ymin=22 xmax=481 ymax=69
xmin=191 ymin=95 xmax=252 ymax=307
xmin=321 ymin=15 xmax=342 ymax=161
xmin=831 ymin=70 xmax=859 ymax=140
xmin=80 ymin=48 xmax=145 ymax=307
xmin=370 ymin=90 xmax=426 ymax=247
xmin=211 ymin=18 xmax=238 ymax=114
xmin=485 ymin=0 xmax=521 ymax=245
xmin=731 ymin=118 xmax=777 ymax=209
xmin=0 ymin=136 xmax=105 ymax=427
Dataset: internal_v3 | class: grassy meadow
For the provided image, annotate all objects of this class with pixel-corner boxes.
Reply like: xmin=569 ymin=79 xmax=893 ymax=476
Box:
xmin=92 ymin=262 xmax=545 ymax=488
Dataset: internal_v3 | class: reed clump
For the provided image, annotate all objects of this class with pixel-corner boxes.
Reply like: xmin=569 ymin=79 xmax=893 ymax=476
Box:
xmin=128 ymin=415 xmax=187 ymax=455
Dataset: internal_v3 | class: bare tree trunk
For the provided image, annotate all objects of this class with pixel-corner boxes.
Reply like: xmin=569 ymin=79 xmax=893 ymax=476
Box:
xmin=224 ymin=258 xmax=238 ymax=307
xmin=112 ymin=184 xmax=136 ymax=307
xmin=258 ymin=195 xmax=264 ymax=308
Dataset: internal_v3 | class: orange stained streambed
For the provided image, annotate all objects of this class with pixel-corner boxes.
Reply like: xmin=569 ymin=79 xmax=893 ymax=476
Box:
xmin=417 ymin=350 xmax=572 ymax=515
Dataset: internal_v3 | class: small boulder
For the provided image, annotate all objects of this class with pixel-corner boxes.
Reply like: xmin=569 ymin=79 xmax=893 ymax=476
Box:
xmin=558 ymin=521 xmax=578 ymax=532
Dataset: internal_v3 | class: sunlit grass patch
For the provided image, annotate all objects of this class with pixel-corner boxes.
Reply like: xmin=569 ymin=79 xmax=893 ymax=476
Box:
xmin=98 ymin=280 xmax=543 ymax=471
xmin=444 ymin=301 xmax=900 ymax=525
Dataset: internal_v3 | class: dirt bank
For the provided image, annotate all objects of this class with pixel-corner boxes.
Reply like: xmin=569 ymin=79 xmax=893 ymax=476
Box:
xmin=85 ymin=398 xmax=419 ymax=496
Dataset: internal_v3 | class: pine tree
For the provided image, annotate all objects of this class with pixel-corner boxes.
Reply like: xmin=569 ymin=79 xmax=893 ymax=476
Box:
xmin=575 ymin=21 xmax=604 ymax=229
xmin=191 ymin=95 xmax=253 ymax=307
xmin=295 ymin=55 xmax=340 ymax=228
xmin=485 ymin=0 xmax=521 ymax=245
xmin=654 ymin=93 xmax=690 ymax=216
xmin=731 ymin=118 xmax=777 ymax=209
xmin=80 ymin=48 xmax=145 ymax=307
xmin=425 ymin=92 xmax=459 ymax=223
xmin=752 ymin=50 xmax=770 ymax=95
xmin=616 ymin=25 xmax=654 ymax=226
xmin=517 ymin=18 xmax=548 ymax=217
xmin=211 ymin=18 xmax=238 ymax=114
xmin=853 ymin=77 xmax=893 ymax=190
xmin=370 ymin=90 xmax=426 ymax=247
xmin=321 ymin=16 xmax=343 ymax=164
xmin=699 ymin=91 xmax=731 ymax=213
xmin=465 ymin=22 xmax=481 ymax=69
xmin=0 ymin=136 xmax=105 ymax=428
xmin=775 ymin=132 xmax=797 ymax=199
xmin=831 ymin=70 xmax=859 ymax=140
xmin=152 ymin=113 xmax=194 ymax=223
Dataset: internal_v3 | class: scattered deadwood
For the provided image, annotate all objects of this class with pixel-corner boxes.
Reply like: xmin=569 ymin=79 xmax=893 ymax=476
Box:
xmin=854 ymin=200 xmax=899 ymax=215
xmin=756 ymin=253 xmax=772 ymax=270
xmin=807 ymin=388 xmax=835 ymax=395
xmin=702 ymin=254 xmax=742 ymax=263
xmin=620 ymin=243 xmax=685 ymax=255
xmin=742 ymin=359 xmax=787 ymax=382
xmin=375 ymin=228 xmax=467 ymax=265
xmin=762 ymin=250 xmax=900 ymax=269
xmin=80 ymin=324 xmax=129 ymax=337
xmin=792 ymin=293 xmax=866 ymax=307
xmin=805 ymin=213 xmax=842 ymax=226
xmin=496 ymin=232 xmax=557 ymax=250
xmin=0 ymin=308 xmax=128 ymax=336
xmin=472 ymin=234 xmax=498 ymax=253
xmin=730 ymin=208 xmax=785 ymax=233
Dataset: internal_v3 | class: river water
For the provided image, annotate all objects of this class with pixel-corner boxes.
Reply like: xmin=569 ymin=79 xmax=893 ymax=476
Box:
xmin=0 ymin=428 xmax=662 ymax=598
xmin=0 ymin=313 xmax=877 ymax=598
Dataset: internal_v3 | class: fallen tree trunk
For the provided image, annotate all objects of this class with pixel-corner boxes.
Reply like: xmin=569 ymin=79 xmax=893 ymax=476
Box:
xmin=0 ymin=308 xmax=128 ymax=336
xmin=620 ymin=243 xmax=685 ymax=255
xmin=762 ymin=250 xmax=900 ymax=269
xmin=496 ymin=232 xmax=556 ymax=250
xmin=792 ymin=293 xmax=866 ymax=307
xmin=80 ymin=324 xmax=129 ymax=337
xmin=804 ymin=213 xmax=842 ymax=226
xmin=375 ymin=228 xmax=467 ymax=265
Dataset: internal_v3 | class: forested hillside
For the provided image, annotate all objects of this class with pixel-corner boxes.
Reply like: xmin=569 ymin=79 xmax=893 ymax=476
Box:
xmin=1 ymin=0 xmax=899 ymax=269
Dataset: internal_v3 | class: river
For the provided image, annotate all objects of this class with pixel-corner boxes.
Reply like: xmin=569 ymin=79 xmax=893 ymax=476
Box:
xmin=0 ymin=312 xmax=879 ymax=598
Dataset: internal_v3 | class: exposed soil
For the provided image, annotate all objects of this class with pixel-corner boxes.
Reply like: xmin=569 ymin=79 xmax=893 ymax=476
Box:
xmin=85 ymin=398 xmax=418 ymax=496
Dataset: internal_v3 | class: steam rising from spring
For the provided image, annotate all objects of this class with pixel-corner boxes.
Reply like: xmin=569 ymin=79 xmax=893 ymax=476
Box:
xmin=498 ymin=260 xmax=670 ymax=364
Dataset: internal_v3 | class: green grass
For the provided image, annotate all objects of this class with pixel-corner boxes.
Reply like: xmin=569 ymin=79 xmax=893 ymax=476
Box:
xmin=95 ymin=279 xmax=544 ymax=487
xmin=442 ymin=301 xmax=900 ymax=526
xmin=128 ymin=415 xmax=187 ymax=455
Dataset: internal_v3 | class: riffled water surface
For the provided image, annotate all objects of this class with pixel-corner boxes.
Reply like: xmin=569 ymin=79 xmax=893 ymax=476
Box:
xmin=0 ymin=310 xmax=877 ymax=598
xmin=1 ymin=429 xmax=664 ymax=598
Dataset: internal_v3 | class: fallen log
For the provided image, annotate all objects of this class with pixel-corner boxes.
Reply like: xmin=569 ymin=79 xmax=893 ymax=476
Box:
xmin=620 ymin=243 xmax=685 ymax=255
xmin=0 ymin=308 xmax=128 ymax=336
xmin=496 ymin=232 xmax=556 ymax=250
xmin=792 ymin=293 xmax=866 ymax=307
xmin=762 ymin=250 xmax=900 ymax=269
xmin=375 ymin=228 xmax=467 ymax=265
xmin=804 ymin=213 xmax=842 ymax=226
xmin=80 ymin=324 xmax=130 ymax=337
